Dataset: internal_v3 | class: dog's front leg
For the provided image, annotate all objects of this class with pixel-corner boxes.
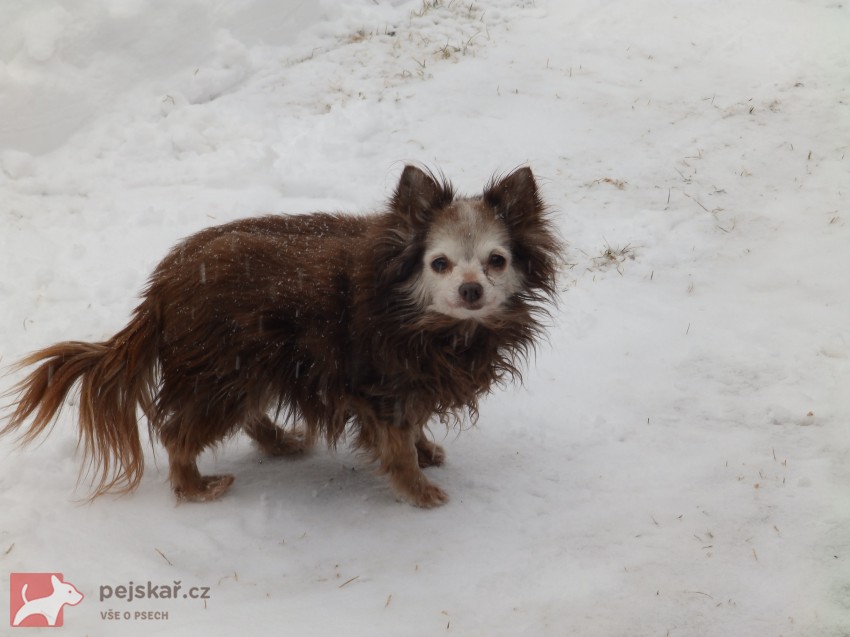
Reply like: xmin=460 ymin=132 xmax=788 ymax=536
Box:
xmin=415 ymin=426 xmax=446 ymax=468
xmin=357 ymin=417 xmax=448 ymax=508
xmin=381 ymin=424 xmax=449 ymax=508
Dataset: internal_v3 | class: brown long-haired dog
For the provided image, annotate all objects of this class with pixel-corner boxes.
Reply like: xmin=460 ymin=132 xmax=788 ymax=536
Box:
xmin=3 ymin=166 xmax=559 ymax=507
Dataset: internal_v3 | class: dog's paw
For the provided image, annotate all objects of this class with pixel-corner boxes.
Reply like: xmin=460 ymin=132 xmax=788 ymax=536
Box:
xmin=406 ymin=481 xmax=449 ymax=508
xmin=416 ymin=440 xmax=446 ymax=468
xmin=262 ymin=430 xmax=309 ymax=457
xmin=175 ymin=474 xmax=235 ymax=503
xmin=245 ymin=416 xmax=312 ymax=457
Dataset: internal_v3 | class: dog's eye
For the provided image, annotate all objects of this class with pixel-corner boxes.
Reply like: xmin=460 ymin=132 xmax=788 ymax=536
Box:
xmin=431 ymin=257 xmax=449 ymax=273
xmin=488 ymin=253 xmax=507 ymax=270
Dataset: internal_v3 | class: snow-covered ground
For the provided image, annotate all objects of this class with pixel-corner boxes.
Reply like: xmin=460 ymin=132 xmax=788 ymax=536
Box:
xmin=1 ymin=1 xmax=848 ymax=634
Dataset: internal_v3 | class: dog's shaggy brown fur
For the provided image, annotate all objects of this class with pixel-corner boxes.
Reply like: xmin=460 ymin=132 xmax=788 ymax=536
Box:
xmin=2 ymin=166 xmax=559 ymax=507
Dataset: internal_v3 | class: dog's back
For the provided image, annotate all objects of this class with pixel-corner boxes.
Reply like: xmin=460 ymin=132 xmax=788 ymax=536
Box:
xmin=144 ymin=213 xmax=374 ymax=496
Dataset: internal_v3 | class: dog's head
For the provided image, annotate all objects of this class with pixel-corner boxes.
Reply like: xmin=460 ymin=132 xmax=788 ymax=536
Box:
xmin=379 ymin=165 xmax=558 ymax=325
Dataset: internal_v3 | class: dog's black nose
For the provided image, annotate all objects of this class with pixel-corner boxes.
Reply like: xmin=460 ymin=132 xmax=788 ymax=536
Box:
xmin=459 ymin=282 xmax=483 ymax=304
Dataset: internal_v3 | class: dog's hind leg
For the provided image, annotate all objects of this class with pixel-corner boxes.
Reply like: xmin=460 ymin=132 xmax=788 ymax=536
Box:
xmin=158 ymin=416 xmax=235 ymax=502
xmin=243 ymin=414 xmax=310 ymax=457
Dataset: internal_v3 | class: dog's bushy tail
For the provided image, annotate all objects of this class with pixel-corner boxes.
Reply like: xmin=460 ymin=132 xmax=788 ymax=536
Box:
xmin=2 ymin=306 xmax=158 ymax=496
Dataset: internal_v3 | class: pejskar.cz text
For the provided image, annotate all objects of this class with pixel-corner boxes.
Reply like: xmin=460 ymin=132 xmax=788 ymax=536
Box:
xmin=99 ymin=581 xmax=210 ymax=603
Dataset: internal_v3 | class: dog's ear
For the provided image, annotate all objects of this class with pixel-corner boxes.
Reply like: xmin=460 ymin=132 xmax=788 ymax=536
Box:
xmin=486 ymin=167 xmax=560 ymax=298
xmin=484 ymin=167 xmax=543 ymax=228
xmin=375 ymin=167 xmax=453 ymax=289
xmin=391 ymin=165 xmax=453 ymax=224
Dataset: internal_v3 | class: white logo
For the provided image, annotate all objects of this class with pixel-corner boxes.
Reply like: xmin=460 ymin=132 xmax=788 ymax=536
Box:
xmin=11 ymin=573 xmax=84 ymax=628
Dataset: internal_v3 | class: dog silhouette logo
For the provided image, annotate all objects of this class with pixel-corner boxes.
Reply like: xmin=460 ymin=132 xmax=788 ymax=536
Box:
xmin=10 ymin=573 xmax=84 ymax=627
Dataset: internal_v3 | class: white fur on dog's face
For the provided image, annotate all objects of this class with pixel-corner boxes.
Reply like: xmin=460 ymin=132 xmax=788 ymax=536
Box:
xmin=408 ymin=199 xmax=522 ymax=321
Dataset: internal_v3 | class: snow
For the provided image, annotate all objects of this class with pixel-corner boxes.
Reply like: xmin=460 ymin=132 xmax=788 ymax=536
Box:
xmin=1 ymin=0 xmax=848 ymax=634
